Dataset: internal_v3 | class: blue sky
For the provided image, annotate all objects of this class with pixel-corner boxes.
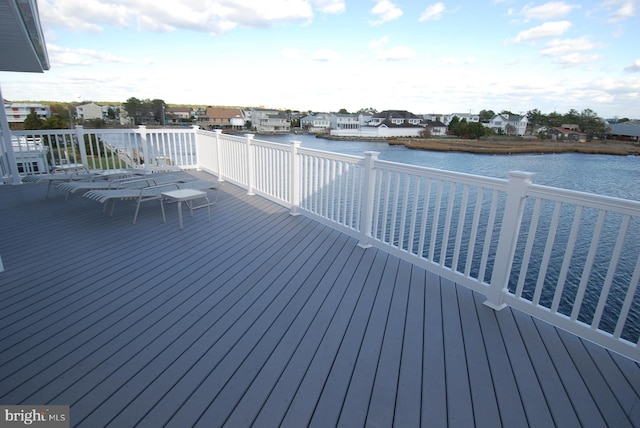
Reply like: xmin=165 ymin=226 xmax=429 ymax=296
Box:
xmin=1 ymin=0 xmax=639 ymax=118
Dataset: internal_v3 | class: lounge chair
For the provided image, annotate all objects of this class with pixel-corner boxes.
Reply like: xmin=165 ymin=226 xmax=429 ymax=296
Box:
xmin=22 ymin=168 xmax=146 ymax=198
xmin=21 ymin=167 xmax=95 ymax=198
xmin=56 ymin=171 xmax=189 ymax=200
xmin=82 ymin=179 xmax=219 ymax=224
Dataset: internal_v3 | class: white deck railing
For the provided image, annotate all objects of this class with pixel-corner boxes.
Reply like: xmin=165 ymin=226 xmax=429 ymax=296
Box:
xmin=10 ymin=127 xmax=640 ymax=362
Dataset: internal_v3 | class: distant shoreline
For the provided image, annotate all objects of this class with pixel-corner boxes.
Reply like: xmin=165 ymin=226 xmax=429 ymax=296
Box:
xmin=317 ymin=134 xmax=640 ymax=156
xmin=390 ymin=138 xmax=640 ymax=156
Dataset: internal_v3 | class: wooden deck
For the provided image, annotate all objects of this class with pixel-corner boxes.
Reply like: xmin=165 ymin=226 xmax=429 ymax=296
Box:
xmin=1 ymin=171 xmax=639 ymax=427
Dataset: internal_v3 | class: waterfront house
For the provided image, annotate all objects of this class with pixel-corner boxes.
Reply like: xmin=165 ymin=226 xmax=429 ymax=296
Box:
xmin=547 ymin=125 xmax=588 ymax=142
xmin=440 ymin=112 xmax=481 ymax=126
xmin=330 ymin=110 xmax=425 ymax=137
xmin=423 ymin=119 xmax=448 ymax=136
xmin=198 ymin=107 xmax=244 ymax=130
xmin=329 ymin=112 xmax=370 ymax=131
xmin=485 ymin=113 xmax=529 ymax=136
xmin=607 ymin=120 xmax=640 ymax=142
xmin=251 ymin=108 xmax=291 ymax=133
xmin=300 ymin=113 xmax=331 ymax=133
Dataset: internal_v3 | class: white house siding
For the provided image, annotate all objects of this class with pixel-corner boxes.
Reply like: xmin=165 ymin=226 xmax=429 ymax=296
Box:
xmin=330 ymin=125 xmax=422 ymax=138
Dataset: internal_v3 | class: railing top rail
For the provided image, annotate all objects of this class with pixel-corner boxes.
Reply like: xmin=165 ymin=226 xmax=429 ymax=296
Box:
xmin=298 ymin=146 xmax=366 ymax=164
xmin=375 ymin=158 xmax=508 ymax=190
xmin=12 ymin=129 xmax=75 ymax=135
xmin=528 ymin=183 xmax=640 ymax=214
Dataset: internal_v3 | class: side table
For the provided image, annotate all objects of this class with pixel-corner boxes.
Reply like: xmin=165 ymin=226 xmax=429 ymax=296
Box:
xmin=161 ymin=189 xmax=211 ymax=229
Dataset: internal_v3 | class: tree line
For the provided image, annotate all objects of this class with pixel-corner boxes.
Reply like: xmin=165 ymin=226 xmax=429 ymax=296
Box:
xmin=442 ymin=108 xmax=611 ymax=140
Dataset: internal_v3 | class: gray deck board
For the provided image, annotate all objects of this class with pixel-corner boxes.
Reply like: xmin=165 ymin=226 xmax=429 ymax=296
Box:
xmin=1 ymin=171 xmax=639 ymax=427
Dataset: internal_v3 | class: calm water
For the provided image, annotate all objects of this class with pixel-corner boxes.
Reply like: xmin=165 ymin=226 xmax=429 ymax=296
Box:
xmin=256 ymin=133 xmax=640 ymax=201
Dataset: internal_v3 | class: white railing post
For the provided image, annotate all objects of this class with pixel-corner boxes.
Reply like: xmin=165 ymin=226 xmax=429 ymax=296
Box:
xmin=290 ymin=141 xmax=301 ymax=216
xmin=485 ymin=171 xmax=536 ymax=310
xmin=74 ymin=125 xmax=88 ymax=166
xmin=214 ymin=129 xmax=224 ymax=181
xmin=245 ymin=133 xmax=255 ymax=195
xmin=136 ymin=125 xmax=149 ymax=172
xmin=0 ymin=81 xmax=22 ymax=183
xmin=358 ymin=151 xmax=379 ymax=248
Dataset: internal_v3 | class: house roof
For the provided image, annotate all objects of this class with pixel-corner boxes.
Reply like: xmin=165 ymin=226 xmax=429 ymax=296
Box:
xmin=0 ymin=0 xmax=49 ymax=72
xmin=205 ymin=107 xmax=243 ymax=119
xmin=608 ymin=121 xmax=640 ymax=138
xmin=166 ymin=107 xmax=192 ymax=114
xmin=552 ymin=126 xmax=587 ymax=136
xmin=372 ymin=110 xmax=420 ymax=120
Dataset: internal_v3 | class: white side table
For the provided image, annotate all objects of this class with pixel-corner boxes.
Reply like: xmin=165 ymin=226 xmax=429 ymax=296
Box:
xmin=161 ymin=189 xmax=211 ymax=229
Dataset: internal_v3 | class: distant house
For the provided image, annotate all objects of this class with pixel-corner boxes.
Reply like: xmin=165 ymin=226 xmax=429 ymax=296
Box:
xmin=76 ymin=102 xmax=103 ymax=121
xmin=606 ymin=121 xmax=640 ymax=142
xmin=547 ymin=126 xmax=587 ymax=142
xmin=485 ymin=114 xmax=528 ymax=136
xmin=3 ymin=100 xmax=50 ymax=123
xmin=423 ymin=119 xmax=448 ymax=136
xmin=440 ymin=113 xmax=480 ymax=126
xmin=165 ymin=107 xmax=192 ymax=125
xmin=199 ymin=107 xmax=244 ymax=130
xmin=329 ymin=113 xmax=367 ymax=131
xmin=300 ymin=114 xmax=330 ymax=133
xmin=251 ymin=108 xmax=290 ymax=133
xmin=330 ymin=110 xmax=425 ymax=138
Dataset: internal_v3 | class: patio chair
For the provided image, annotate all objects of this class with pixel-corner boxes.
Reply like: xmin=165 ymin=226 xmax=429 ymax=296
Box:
xmin=82 ymin=179 xmax=219 ymax=224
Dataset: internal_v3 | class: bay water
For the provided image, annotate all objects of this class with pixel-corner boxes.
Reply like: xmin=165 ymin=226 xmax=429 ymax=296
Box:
xmin=255 ymin=133 xmax=640 ymax=201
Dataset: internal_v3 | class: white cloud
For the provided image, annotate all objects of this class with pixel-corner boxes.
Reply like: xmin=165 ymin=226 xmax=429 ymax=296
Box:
xmin=520 ymin=2 xmax=581 ymax=20
xmin=419 ymin=2 xmax=446 ymax=21
xmin=39 ymin=0 xmax=316 ymax=34
xmin=625 ymin=59 xmax=640 ymax=72
xmin=552 ymin=53 xmax=603 ymax=67
xmin=510 ymin=20 xmax=572 ymax=43
xmin=39 ymin=0 xmax=129 ymax=32
xmin=312 ymin=0 xmax=346 ymax=14
xmin=374 ymin=46 xmax=416 ymax=61
xmin=540 ymin=37 xmax=604 ymax=56
xmin=370 ymin=0 xmax=403 ymax=25
xmin=47 ymin=44 xmax=132 ymax=66
xmin=602 ymin=0 xmax=637 ymax=23
xmin=311 ymin=48 xmax=341 ymax=61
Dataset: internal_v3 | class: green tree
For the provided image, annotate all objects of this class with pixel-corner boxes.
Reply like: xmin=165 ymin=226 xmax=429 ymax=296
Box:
xmin=564 ymin=108 xmax=580 ymax=125
xmin=123 ymin=97 xmax=143 ymax=124
xmin=23 ymin=111 xmax=43 ymax=130
xmin=526 ymin=109 xmax=546 ymax=127
xmin=479 ymin=109 xmax=495 ymax=123
xmin=467 ymin=122 xmax=488 ymax=139
xmin=150 ymin=99 xmax=166 ymax=124
xmin=449 ymin=117 xmax=469 ymax=137
xmin=42 ymin=115 xmax=68 ymax=129
xmin=579 ymin=109 xmax=608 ymax=139
xmin=546 ymin=112 xmax=564 ymax=128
